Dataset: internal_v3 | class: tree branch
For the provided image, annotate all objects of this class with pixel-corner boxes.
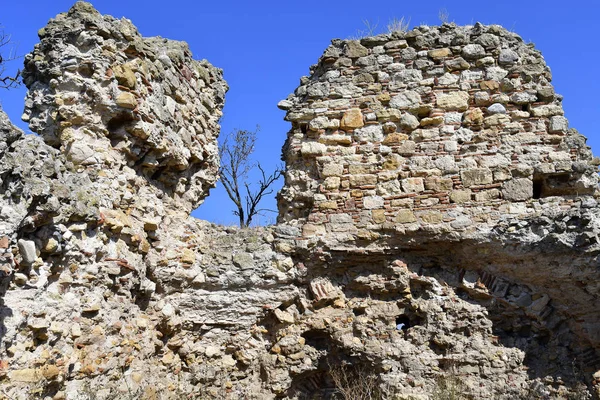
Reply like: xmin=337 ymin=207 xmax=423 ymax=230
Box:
xmin=218 ymin=127 xmax=283 ymax=228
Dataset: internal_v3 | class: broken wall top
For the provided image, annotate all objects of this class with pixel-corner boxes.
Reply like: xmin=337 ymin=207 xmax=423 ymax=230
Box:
xmin=22 ymin=1 xmax=228 ymax=217
xmin=278 ymin=23 xmax=599 ymax=247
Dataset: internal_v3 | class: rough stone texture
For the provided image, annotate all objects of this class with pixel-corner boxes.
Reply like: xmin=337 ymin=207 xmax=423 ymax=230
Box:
xmin=22 ymin=1 xmax=227 ymax=215
xmin=277 ymin=22 xmax=600 ymax=399
xmin=1 ymin=6 xmax=600 ymax=400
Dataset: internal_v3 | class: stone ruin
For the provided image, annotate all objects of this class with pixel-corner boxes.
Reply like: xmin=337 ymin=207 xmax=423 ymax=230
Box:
xmin=0 ymin=2 xmax=599 ymax=399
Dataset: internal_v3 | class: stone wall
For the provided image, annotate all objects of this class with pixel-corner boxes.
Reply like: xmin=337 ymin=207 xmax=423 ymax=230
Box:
xmin=275 ymin=22 xmax=600 ymax=398
xmin=278 ymin=23 xmax=598 ymax=246
xmin=22 ymin=2 xmax=227 ymax=216
xmin=0 ymin=4 xmax=599 ymax=399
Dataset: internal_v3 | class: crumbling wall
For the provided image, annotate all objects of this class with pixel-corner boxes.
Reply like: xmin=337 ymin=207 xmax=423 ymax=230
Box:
xmin=0 ymin=3 xmax=599 ymax=399
xmin=0 ymin=3 xmax=295 ymax=399
xmin=277 ymin=22 xmax=600 ymax=398
xmin=22 ymin=1 xmax=227 ymax=215
xmin=278 ymin=23 xmax=598 ymax=240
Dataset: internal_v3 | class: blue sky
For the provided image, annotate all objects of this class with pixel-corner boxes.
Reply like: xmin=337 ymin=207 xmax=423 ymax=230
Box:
xmin=1 ymin=0 xmax=599 ymax=226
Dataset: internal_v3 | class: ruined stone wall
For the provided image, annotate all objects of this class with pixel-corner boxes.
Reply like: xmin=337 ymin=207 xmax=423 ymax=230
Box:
xmin=1 ymin=4 xmax=600 ymax=400
xmin=276 ymin=22 xmax=600 ymax=398
xmin=22 ymin=2 xmax=227 ymax=216
xmin=278 ymin=23 xmax=598 ymax=245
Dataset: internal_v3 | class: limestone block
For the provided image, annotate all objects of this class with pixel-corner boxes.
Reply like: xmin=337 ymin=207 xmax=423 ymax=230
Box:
xmin=461 ymin=44 xmax=486 ymax=59
xmin=323 ymin=177 xmax=341 ymax=189
xmin=17 ymin=239 xmax=37 ymax=265
xmin=499 ymin=49 xmax=519 ymax=65
xmin=502 ymin=178 xmax=533 ymax=201
xmin=301 ymin=142 xmax=327 ymax=157
xmin=321 ymin=163 xmax=344 ymax=177
xmin=350 ymin=174 xmax=378 ymax=187
xmin=487 ymin=103 xmax=506 ymax=114
xmin=390 ymin=91 xmax=422 ymax=109
xmin=402 ymin=177 xmax=425 ymax=193
xmin=399 ymin=113 xmax=420 ymax=130
xmin=113 ymin=63 xmax=136 ymax=88
xmin=372 ymin=209 xmax=386 ymax=223
xmin=549 ymin=116 xmax=568 ymax=133
xmin=437 ymin=91 xmax=470 ymax=112
xmin=428 ymin=48 xmax=452 ymax=59
xmin=363 ymin=196 xmax=384 ymax=209
xmin=340 ymin=108 xmax=364 ymax=130
xmin=395 ymin=209 xmax=417 ymax=223
xmin=510 ymin=91 xmax=538 ymax=105
xmin=383 ymin=133 xmax=409 ymax=145
xmin=354 ymin=125 xmax=384 ymax=142
xmin=461 ymin=169 xmax=493 ymax=187
xmin=419 ymin=211 xmax=444 ymax=224
xmin=344 ymin=41 xmax=369 ymax=58
xmin=115 ymin=92 xmax=137 ymax=109
xmin=530 ymin=105 xmax=564 ymax=117
xmin=425 ymin=177 xmax=454 ymax=192
xmin=376 ymin=108 xmax=402 ymax=122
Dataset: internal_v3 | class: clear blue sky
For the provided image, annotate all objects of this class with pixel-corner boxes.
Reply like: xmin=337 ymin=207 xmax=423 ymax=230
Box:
xmin=1 ymin=0 xmax=599 ymax=226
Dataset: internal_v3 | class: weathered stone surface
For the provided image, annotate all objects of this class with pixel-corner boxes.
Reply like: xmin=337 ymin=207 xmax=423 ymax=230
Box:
xmin=17 ymin=239 xmax=37 ymax=265
xmin=22 ymin=1 xmax=228 ymax=215
xmin=487 ymin=103 xmax=507 ymax=114
xmin=340 ymin=108 xmax=364 ymax=129
xmin=461 ymin=168 xmax=493 ymax=187
xmin=2 ymin=8 xmax=600 ymax=400
xmin=278 ymin=23 xmax=600 ymax=398
xmin=502 ymin=178 xmax=533 ymax=201
xmin=437 ymin=91 xmax=470 ymax=111
xmin=389 ymin=90 xmax=421 ymax=109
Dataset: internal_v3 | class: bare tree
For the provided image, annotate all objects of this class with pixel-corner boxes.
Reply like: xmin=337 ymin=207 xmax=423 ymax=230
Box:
xmin=219 ymin=126 xmax=283 ymax=228
xmin=0 ymin=26 xmax=21 ymax=89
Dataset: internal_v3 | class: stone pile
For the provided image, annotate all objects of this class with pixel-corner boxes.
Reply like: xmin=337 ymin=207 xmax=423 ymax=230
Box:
xmin=0 ymin=3 xmax=599 ymax=399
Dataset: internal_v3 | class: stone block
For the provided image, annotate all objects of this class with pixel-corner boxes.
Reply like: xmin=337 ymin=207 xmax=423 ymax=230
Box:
xmin=354 ymin=125 xmax=384 ymax=142
xmin=428 ymin=48 xmax=452 ymax=59
xmin=382 ymin=133 xmax=409 ymax=145
xmin=344 ymin=41 xmax=369 ymax=58
xmin=302 ymin=224 xmax=325 ymax=237
xmin=502 ymin=178 xmax=533 ymax=201
xmin=350 ymin=174 xmax=378 ymax=187
xmin=340 ymin=108 xmax=364 ymax=130
xmin=425 ymin=177 xmax=454 ymax=192
xmin=301 ymin=142 xmax=327 ymax=157
xmin=474 ymin=189 xmax=501 ymax=202
xmin=390 ymin=91 xmax=422 ymax=109
xmin=321 ymin=163 xmax=344 ymax=177
xmin=372 ymin=209 xmax=386 ymax=223
xmin=115 ymin=92 xmax=137 ymax=109
xmin=399 ymin=113 xmax=420 ymax=130
xmin=419 ymin=211 xmax=444 ymax=224
xmin=402 ymin=177 xmax=424 ymax=193
xmin=450 ymin=190 xmax=472 ymax=203
xmin=323 ymin=177 xmax=341 ymax=190
xmin=17 ymin=239 xmax=37 ymax=265
xmin=436 ymin=91 xmax=470 ymax=112
xmin=461 ymin=168 xmax=493 ymax=187
xmin=395 ymin=210 xmax=417 ymax=223
xmin=549 ymin=116 xmax=568 ymax=133
xmin=363 ymin=196 xmax=384 ymax=209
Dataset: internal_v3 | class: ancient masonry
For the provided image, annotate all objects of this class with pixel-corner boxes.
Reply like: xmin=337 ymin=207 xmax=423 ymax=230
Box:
xmin=0 ymin=2 xmax=599 ymax=399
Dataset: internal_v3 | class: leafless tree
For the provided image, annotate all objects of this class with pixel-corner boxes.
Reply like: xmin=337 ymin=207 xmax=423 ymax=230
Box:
xmin=0 ymin=26 xmax=21 ymax=89
xmin=219 ymin=126 xmax=283 ymax=228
